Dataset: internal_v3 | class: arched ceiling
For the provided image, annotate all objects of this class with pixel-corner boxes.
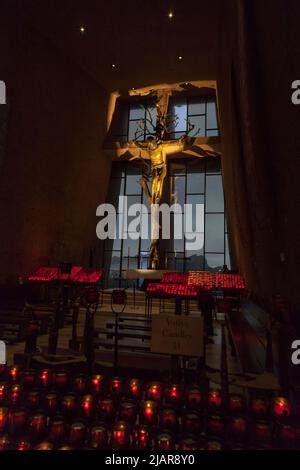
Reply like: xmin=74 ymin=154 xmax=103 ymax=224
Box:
xmin=4 ymin=0 xmax=221 ymax=92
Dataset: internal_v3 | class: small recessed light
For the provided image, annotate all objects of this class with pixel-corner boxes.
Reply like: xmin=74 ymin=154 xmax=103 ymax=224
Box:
xmin=131 ymin=87 xmax=135 ymax=90
xmin=80 ymin=26 xmax=86 ymax=33
xmin=178 ymin=56 xmax=183 ymax=60
xmin=168 ymin=12 xmax=174 ymax=19
xmin=111 ymin=64 xmax=116 ymax=68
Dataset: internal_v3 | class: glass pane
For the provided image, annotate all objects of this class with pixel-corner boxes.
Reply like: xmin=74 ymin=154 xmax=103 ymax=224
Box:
xmin=104 ymin=251 xmax=121 ymax=285
xmin=206 ymin=175 xmax=224 ymax=212
xmin=185 ymin=232 xmax=204 ymax=257
xmin=185 ymin=195 xmax=204 ymax=233
xmin=188 ymin=97 xmax=205 ymax=115
xmin=169 ymin=131 xmax=187 ymax=140
xmin=205 ymin=253 xmax=224 ymax=272
xmin=126 ymin=173 xmax=142 ymax=195
xmin=123 ymin=237 xmax=139 ymax=257
xmin=122 ymin=256 xmax=138 ymax=271
xmin=145 ymin=106 xmax=157 ymax=134
xmin=187 ymin=171 xmax=205 ymax=194
xmin=139 ymin=251 xmax=149 ymax=269
xmin=129 ymin=104 xmax=144 ymax=121
xmin=128 ymin=120 xmax=144 ymax=141
xmin=205 ymin=213 xmax=225 ymax=252
xmin=172 ymin=175 xmax=185 ymax=206
xmin=188 ymin=115 xmax=205 ymax=137
xmin=186 ymin=251 xmax=204 ymax=271
xmin=207 ymin=100 xmax=218 ymax=129
xmin=170 ymin=99 xmax=187 ymax=132
xmin=206 ymin=129 xmax=219 ymax=137
xmin=225 ymin=233 xmax=231 ymax=269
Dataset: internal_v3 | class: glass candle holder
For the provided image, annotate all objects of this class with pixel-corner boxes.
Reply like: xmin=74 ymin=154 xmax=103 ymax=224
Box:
xmin=89 ymin=424 xmax=108 ymax=449
xmin=207 ymin=439 xmax=223 ymax=451
xmin=61 ymin=393 xmax=77 ymax=417
xmin=273 ymin=397 xmax=291 ymax=418
xmin=208 ymin=389 xmax=222 ymax=410
xmin=53 ymin=370 xmax=68 ymax=390
xmin=146 ymin=382 xmax=163 ymax=402
xmin=279 ymin=424 xmax=296 ymax=447
xmin=49 ymin=416 xmax=67 ymax=443
xmin=26 ymin=390 xmax=40 ymax=410
xmin=0 ymin=382 xmax=7 ymax=405
xmin=22 ymin=369 xmax=35 ymax=388
xmin=0 ymin=407 xmax=8 ymax=433
xmin=228 ymin=394 xmax=245 ymax=413
xmin=58 ymin=444 xmax=73 ymax=450
xmin=186 ymin=385 xmax=202 ymax=409
xmin=111 ymin=421 xmax=130 ymax=449
xmin=10 ymin=384 xmax=22 ymax=406
xmin=0 ymin=434 xmax=11 ymax=450
xmin=73 ymin=374 xmax=87 ymax=394
xmin=44 ymin=392 xmax=58 ymax=416
xmin=254 ymin=421 xmax=271 ymax=443
xmin=109 ymin=377 xmax=123 ymax=398
xmin=90 ymin=374 xmax=104 ymax=395
xmin=132 ymin=426 xmax=151 ymax=449
xmin=39 ymin=369 xmax=52 ymax=388
xmin=208 ymin=414 xmax=225 ymax=436
xmin=140 ymin=400 xmax=159 ymax=425
xmin=9 ymin=408 xmax=27 ymax=435
xmin=179 ymin=436 xmax=198 ymax=450
xmin=159 ymin=408 xmax=178 ymax=430
xmin=17 ymin=439 xmax=31 ymax=451
xmin=81 ymin=394 xmax=94 ymax=419
xmin=119 ymin=400 xmax=137 ymax=424
xmin=229 ymin=416 xmax=247 ymax=438
xmin=126 ymin=378 xmax=142 ymax=399
xmin=155 ymin=431 xmax=174 ymax=450
xmin=182 ymin=411 xmax=202 ymax=434
xmin=69 ymin=421 xmax=86 ymax=447
xmin=251 ymin=397 xmax=268 ymax=416
xmin=9 ymin=366 xmax=21 ymax=383
xmin=164 ymin=384 xmax=181 ymax=406
xmin=34 ymin=441 xmax=54 ymax=450
xmin=97 ymin=398 xmax=115 ymax=423
xmin=29 ymin=413 xmax=47 ymax=439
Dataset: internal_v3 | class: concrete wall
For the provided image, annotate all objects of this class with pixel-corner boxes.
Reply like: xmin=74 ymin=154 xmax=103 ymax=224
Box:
xmin=0 ymin=20 xmax=111 ymax=280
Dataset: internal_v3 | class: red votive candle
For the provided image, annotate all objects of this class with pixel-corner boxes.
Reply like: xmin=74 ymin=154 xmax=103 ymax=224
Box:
xmin=23 ymin=369 xmax=35 ymax=387
xmin=228 ymin=394 xmax=245 ymax=413
xmin=17 ymin=439 xmax=31 ymax=451
xmin=49 ymin=417 xmax=66 ymax=443
xmin=111 ymin=421 xmax=130 ymax=449
xmin=273 ymin=397 xmax=291 ymax=417
xmin=182 ymin=411 xmax=202 ymax=434
xmin=29 ymin=413 xmax=47 ymax=439
xmin=126 ymin=378 xmax=142 ymax=399
xmin=9 ymin=366 xmax=21 ymax=383
xmin=0 ymin=383 xmax=7 ymax=405
xmin=97 ymin=398 xmax=115 ymax=422
xmin=9 ymin=409 xmax=27 ymax=435
xmin=208 ymin=414 xmax=225 ymax=436
xmin=160 ymin=408 xmax=178 ymax=430
xmin=0 ymin=435 xmax=11 ymax=450
xmin=186 ymin=385 xmax=202 ymax=409
xmin=81 ymin=394 xmax=94 ymax=419
xmin=69 ymin=421 xmax=86 ymax=447
xmin=89 ymin=424 xmax=108 ymax=449
xmin=279 ymin=424 xmax=296 ymax=446
xmin=10 ymin=384 xmax=22 ymax=406
xmin=73 ymin=374 xmax=87 ymax=394
xmin=208 ymin=389 xmax=222 ymax=410
xmin=179 ymin=437 xmax=198 ymax=450
xmin=109 ymin=377 xmax=123 ymax=397
xmin=26 ymin=390 xmax=40 ymax=410
xmin=164 ymin=384 xmax=181 ymax=406
xmin=146 ymin=382 xmax=163 ymax=402
xmin=132 ymin=426 xmax=151 ymax=449
xmin=141 ymin=400 xmax=158 ymax=425
xmin=251 ymin=397 xmax=268 ymax=416
xmin=44 ymin=392 xmax=58 ymax=415
xmin=39 ymin=369 xmax=52 ymax=388
xmin=254 ymin=421 xmax=271 ymax=443
xmin=61 ymin=393 xmax=77 ymax=416
xmin=58 ymin=444 xmax=73 ymax=450
xmin=0 ymin=407 xmax=8 ymax=432
xmin=54 ymin=370 xmax=68 ymax=390
xmin=155 ymin=431 xmax=174 ymax=450
xmin=90 ymin=374 xmax=104 ymax=395
xmin=119 ymin=400 xmax=137 ymax=424
xmin=34 ymin=441 xmax=54 ymax=450
xmin=229 ymin=416 xmax=247 ymax=437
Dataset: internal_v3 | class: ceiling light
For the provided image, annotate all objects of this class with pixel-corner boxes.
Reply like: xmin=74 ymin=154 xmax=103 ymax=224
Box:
xmin=178 ymin=56 xmax=183 ymax=60
xmin=80 ymin=26 xmax=86 ymax=33
xmin=168 ymin=12 xmax=174 ymax=19
xmin=111 ymin=64 xmax=116 ymax=69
